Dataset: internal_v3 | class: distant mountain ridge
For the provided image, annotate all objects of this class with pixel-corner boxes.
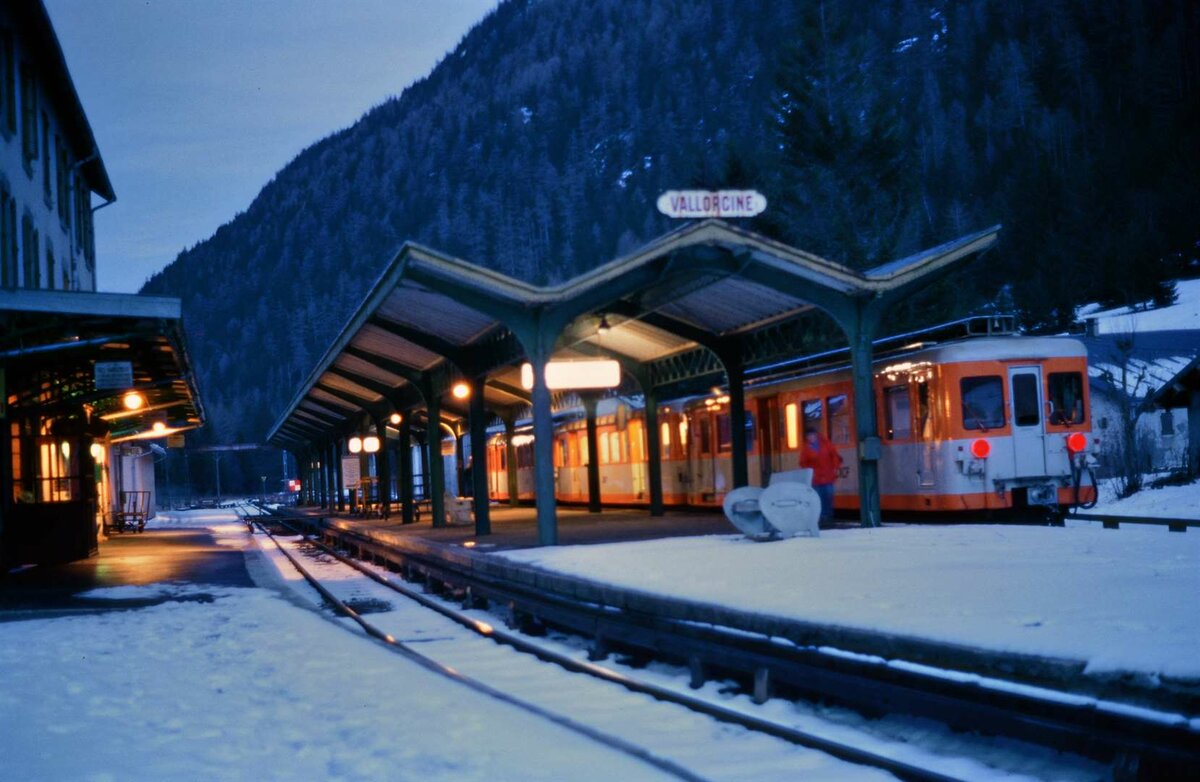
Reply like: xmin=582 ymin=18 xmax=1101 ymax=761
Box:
xmin=141 ymin=0 xmax=1198 ymax=477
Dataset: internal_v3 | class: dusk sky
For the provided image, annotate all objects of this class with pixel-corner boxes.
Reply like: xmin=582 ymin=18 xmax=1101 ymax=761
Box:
xmin=44 ymin=0 xmax=498 ymax=293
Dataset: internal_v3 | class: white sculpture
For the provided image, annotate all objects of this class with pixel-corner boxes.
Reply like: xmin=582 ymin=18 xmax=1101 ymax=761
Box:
xmin=721 ymin=468 xmax=821 ymax=541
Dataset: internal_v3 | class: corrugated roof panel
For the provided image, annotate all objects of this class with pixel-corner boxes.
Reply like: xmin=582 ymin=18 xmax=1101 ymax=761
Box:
xmin=377 ymin=286 xmax=498 ymax=345
xmin=319 ymin=372 xmax=383 ymax=405
xmin=580 ymin=319 xmax=695 ymax=362
xmin=660 ymin=278 xmax=808 ymax=334
xmin=305 ymin=390 xmax=359 ymax=414
xmin=352 ymin=323 xmax=443 ymax=371
xmin=333 ymin=353 xmax=409 ymax=388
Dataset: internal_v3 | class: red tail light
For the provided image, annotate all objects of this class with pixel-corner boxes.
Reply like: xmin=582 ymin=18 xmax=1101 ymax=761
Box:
xmin=1066 ymin=432 xmax=1087 ymax=453
xmin=970 ymin=438 xmax=991 ymax=459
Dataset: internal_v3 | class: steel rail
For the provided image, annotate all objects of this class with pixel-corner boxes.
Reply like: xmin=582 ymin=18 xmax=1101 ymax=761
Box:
xmin=255 ymin=509 xmax=965 ymax=782
xmin=243 ymin=510 xmax=709 ymax=782
xmin=263 ymin=503 xmax=1199 ymax=777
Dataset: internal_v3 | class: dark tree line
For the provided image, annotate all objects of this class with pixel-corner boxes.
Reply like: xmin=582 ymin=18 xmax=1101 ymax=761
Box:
xmin=140 ymin=0 xmax=1198 ymax=490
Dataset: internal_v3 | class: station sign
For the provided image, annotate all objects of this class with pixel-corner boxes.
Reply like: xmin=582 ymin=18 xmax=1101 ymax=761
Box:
xmin=656 ymin=189 xmax=767 ymax=219
xmin=94 ymin=361 xmax=133 ymax=390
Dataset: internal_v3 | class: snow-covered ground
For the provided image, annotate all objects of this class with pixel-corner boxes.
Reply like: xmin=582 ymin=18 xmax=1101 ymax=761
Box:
xmin=1077 ymin=277 xmax=1200 ymax=334
xmin=502 ymin=513 xmax=1200 ymax=683
xmin=1090 ymin=476 xmax=1200 ymax=519
xmin=0 ymin=511 xmax=677 ymax=782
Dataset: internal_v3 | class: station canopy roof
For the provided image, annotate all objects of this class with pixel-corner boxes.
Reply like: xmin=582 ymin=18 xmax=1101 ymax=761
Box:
xmin=0 ymin=289 xmax=204 ymax=442
xmin=268 ymin=219 xmax=999 ymax=450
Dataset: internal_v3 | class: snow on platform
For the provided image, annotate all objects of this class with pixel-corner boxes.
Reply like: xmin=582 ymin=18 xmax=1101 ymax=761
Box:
xmin=500 ymin=516 xmax=1200 ymax=683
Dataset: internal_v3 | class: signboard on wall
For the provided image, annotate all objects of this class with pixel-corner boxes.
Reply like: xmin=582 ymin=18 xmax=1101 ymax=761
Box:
xmin=656 ymin=190 xmax=767 ymax=219
xmin=166 ymin=434 xmax=186 ymax=448
xmin=94 ymin=361 xmax=134 ymax=390
xmin=342 ymin=456 xmax=360 ymax=487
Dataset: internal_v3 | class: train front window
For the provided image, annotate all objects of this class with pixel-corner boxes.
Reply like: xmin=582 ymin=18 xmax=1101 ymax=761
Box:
xmin=827 ymin=395 xmax=850 ymax=445
xmin=883 ymin=385 xmax=911 ymax=440
xmin=1047 ymin=372 xmax=1085 ymax=425
xmin=960 ymin=376 xmax=1005 ymax=431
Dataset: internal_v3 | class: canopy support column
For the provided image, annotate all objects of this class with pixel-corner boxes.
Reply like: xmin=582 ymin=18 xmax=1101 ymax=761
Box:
xmin=334 ymin=438 xmax=345 ymax=513
xmin=721 ymin=346 xmax=749 ymax=489
xmin=529 ymin=350 xmax=558 ymax=545
xmin=583 ymin=394 xmax=601 ymax=513
xmin=846 ymin=302 xmax=884 ymax=528
xmin=426 ymin=390 xmax=447 ymax=527
xmin=399 ymin=417 xmax=415 ymax=524
xmin=503 ymin=414 xmax=520 ymax=506
xmin=644 ymin=385 xmax=664 ymax=517
xmin=468 ymin=379 xmax=491 ymax=536
xmin=372 ymin=416 xmax=391 ymax=518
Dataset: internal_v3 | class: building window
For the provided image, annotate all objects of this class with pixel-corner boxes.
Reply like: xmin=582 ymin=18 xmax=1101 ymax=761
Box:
xmin=19 ymin=62 xmax=37 ymax=171
xmin=1161 ymin=410 xmax=1175 ymax=436
xmin=42 ymin=111 xmax=52 ymax=204
xmin=56 ymin=137 xmax=71 ymax=227
xmin=0 ymin=29 xmax=14 ymax=137
xmin=0 ymin=183 xmax=14 ymax=287
xmin=21 ymin=214 xmax=38 ymax=288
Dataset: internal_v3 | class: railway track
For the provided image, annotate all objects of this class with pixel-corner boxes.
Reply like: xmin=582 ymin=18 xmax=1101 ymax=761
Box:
xmin=239 ymin=503 xmax=1184 ymax=780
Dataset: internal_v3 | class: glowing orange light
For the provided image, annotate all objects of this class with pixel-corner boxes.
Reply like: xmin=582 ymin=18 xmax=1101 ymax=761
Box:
xmin=122 ymin=391 xmax=145 ymax=411
xmin=389 ymin=413 xmax=402 ymax=425
xmin=363 ymin=435 xmax=380 ymax=453
xmin=348 ymin=437 xmax=363 ymax=454
xmin=463 ymin=540 xmax=477 ymax=548
xmin=151 ymin=421 xmax=167 ymax=433
xmin=452 ymin=382 xmax=470 ymax=400
xmin=970 ymin=438 xmax=991 ymax=459
xmin=1066 ymin=432 xmax=1087 ymax=453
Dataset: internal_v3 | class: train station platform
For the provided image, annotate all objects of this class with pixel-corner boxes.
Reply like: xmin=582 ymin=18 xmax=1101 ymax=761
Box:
xmin=0 ymin=528 xmax=254 ymax=618
xmin=287 ymin=501 xmax=1198 ymax=716
xmin=303 ymin=504 xmax=735 ymax=551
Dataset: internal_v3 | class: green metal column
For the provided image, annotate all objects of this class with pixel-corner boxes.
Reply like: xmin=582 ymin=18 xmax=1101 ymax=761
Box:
xmin=318 ymin=444 xmax=328 ymax=508
xmin=399 ymin=417 xmax=415 ymax=524
xmin=724 ymin=349 xmax=749 ymax=488
xmin=327 ymin=441 xmax=338 ymax=512
xmin=583 ymin=394 xmax=601 ymax=512
xmin=503 ymin=415 xmax=520 ymax=506
xmin=643 ymin=386 xmax=664 ymax=516
xmin=373 ymin=417 xmax=391 ymax=518
xmin=848 ymin=308 xmax=883 ymax=528
xmin=529 ymin=350 xmax=558 ymax=545
xmin=468 ymin=379 xmax=491 ymax=536
xmin=334 ymin=439 xmax=345 ymax=513
xmin=426 ymin=392 xmax=447 ymax=528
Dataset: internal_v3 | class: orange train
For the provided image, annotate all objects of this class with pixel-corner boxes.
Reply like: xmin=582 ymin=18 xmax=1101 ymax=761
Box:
xmin=486 ymin=333 xmax=1098 ymax=514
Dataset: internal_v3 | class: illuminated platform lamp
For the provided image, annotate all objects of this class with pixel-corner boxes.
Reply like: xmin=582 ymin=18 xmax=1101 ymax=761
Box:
xmin=520 ymin=359 xmax=621 ymax=390
xmin=451 ymin=381 xmax=471 ymax=400
xmin=122 ymin=390 xmax=145 ymax=411
xmin=389 ymin=412 xmax=402 ymax=425
xmin=362 ymin=435 xmax=381 ymax=453
xmin=348 ymin=436 xmax=363 ymax=454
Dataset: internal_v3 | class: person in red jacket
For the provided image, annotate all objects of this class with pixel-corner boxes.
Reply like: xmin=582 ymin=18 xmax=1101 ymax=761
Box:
xmin=799 ymin=425 xmax=843 ymax=528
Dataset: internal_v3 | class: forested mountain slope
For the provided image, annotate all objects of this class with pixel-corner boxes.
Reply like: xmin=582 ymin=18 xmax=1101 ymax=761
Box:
xmin=141 ymin=0 xmax=1198 ymax=463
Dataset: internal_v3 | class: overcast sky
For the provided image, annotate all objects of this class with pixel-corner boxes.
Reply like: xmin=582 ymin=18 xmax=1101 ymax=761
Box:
xmin=44 ymin=0 xmax=498 ymax=293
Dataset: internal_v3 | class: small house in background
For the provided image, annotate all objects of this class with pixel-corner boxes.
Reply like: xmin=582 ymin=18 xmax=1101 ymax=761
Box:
xmin=1077 ymin=279 xmax=1200 ymax=476
xmin=1147 ymin=356 xmax=1200 ymax=479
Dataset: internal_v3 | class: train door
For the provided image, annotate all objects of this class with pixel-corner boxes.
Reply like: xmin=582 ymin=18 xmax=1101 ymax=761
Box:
xmin=915 ymin=382 xmax=936 ymax=488
xmin=687 ymin=412 xmax=716 ymax=503
xmin=628 ymin=419 xmax=647 ymax=500
xmin=756 ymin=396 xmax=778 ymax=486
xmin=1008 ymin=366 xmax=1046 ymax=476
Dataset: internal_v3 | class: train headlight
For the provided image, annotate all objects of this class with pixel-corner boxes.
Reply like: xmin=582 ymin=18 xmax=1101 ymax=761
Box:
xmin=970 ymin=438 xmax=991 ymax=459
xmin=1066 ymin=432 xmax=1087 ymax=454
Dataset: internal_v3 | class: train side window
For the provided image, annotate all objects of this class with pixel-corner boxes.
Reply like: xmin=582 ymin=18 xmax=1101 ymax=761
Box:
xmin=784 ymin=402 xmax=799 ymax=448
xmin=580 ymin=434 xmax=590 ymax=466
xmin=698 ymin=416 xmax=712 ymax=455
xmin=915 ymin=383 xmax=931 ymax=440
xmin=610 ymin=431 xmax=622 ymax=463
xmin=883 ymin=385 xmax=911 ymax=440
xmin=717 ymin=413 xmax=732 ymax=453
xmin=961 ymin=376 xmax=1005 ymax=430
xmin=678 ymin=418 xmax=688 ymax=451
xmin=826 ymin=394 xmax=850 ymax=445
xmin=802 ymin=398 xmax=823 ymax=437
xmin=1047 ymin=372 xmax=1085 ymax=425
xmin=660 ymin=422 xmax=671 ymax=459
xmin=629 ymin=420 xmax=645 ymax=463
xmin=599 ymin=432 xmax=610 ymax=464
